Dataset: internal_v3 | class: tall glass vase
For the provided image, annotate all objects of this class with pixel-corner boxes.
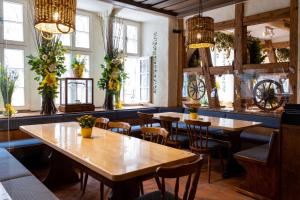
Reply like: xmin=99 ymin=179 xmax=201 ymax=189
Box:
xmin=114 ymin=90 xmax=122 ymax=109
xmin=104 ymin=91 xmax=114 ymax=110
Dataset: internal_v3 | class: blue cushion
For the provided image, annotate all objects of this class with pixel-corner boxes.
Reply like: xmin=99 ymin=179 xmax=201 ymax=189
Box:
xmin=175 ymin=123 xmax=224 ymax=137
xmin=2 ymin=176 xmax=59 ymax=200
xmin=235 ymin=144 xmax=269 ymax=164
xmin=226 ymin=113 xmax=280 ymax=129
xmin=116 ymin=110 xmax=139 ymax=119
xmin=0 ymin=139 xmax=43 ymax=149
xmin=240 ymin=127 xmax=275 ymax=144
xmin=198 ymin=110 xmax=227 ymax=118
xmin=138 ymin=107 xmax=159 ymax=114
xmin=170 ymin=134 xmax=189 ymax=146
xmin=158 ymin=107 xmax=184 ymax=113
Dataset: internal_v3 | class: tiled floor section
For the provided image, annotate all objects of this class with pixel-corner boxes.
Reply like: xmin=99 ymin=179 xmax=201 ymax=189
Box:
xmin=33 ymin=160 xmax=254 ymax=200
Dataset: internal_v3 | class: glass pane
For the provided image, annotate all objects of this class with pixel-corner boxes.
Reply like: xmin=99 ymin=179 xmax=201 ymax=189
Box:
xmin=3 ymin=1 xmax=23 ymax=22
xmin=113 ymin=22 xmax=124 ymax=51
xmin=140 ymin=88 xmax=149 ymax=102
xmin=4 ymin=49 xmax=24 ymax=69
xmin=215 ymin=74 xmax=234 ymax=107
xmin=75 ymin=31 xmax=89 ymax=48
xmin=76 ymin=15 xmax=89 ymax=32
xmin=4 ymin=22 xmax=23 ymax=41
xmin=140 ymin=74 xmax=149 ymax=88
xmin=8 ymin=69 xmax=24 ymax=87
xmin=67 ymin=79 xmax=87 ymax=104
xmin=59 ymin=34 xmax=71 ymax=46
xmin=87 ymin=80 xmax=92 ymax=104
xmin=62 ymin=53 xmax=71 ymax=78
xmin=127 ymin=25 xmax=138 ymax=40
xmin=11 ymin=87 xmax=24 ymax=106
xmin=122 ymin=58 xmax=140 ymax=103
xmin=127 ymin=39 xmax=138 ymax=54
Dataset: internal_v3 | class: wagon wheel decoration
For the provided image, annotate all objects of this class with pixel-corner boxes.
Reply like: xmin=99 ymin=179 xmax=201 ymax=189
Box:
xmin=253 ymin=79 xmax=284 ymax=111
xmin=188 ymin=78 xmax=206 ymax=100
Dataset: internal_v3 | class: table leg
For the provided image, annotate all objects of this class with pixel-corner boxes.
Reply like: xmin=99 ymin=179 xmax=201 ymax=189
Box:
xmin=43 ymin=149 xmax=79 ymax=188
xmin=223 ymin=131 xmax=244 ymax=178
xmin=109 ymin=178 xmax=140 ymax=200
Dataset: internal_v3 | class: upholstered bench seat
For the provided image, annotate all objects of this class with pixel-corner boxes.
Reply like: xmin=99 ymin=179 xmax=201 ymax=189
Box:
xmin=240 ymin=127 xmax=277 ymax=145
xmin=0 ymin=138 xmax=43 ymax=149
xmin=0 ymin=149 xmax=31 ymax=181
xmin=2 ymin=176 xmax=58 ymax=200
xmin=234 ymin=144 xmax=269 ymax=165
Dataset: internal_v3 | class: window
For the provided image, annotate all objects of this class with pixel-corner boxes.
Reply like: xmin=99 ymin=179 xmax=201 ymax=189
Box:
xmin=3 ymin=1 xmax=24 ymax=42
xmin=4 ymin=48 xmax=25 ymax=106
xmin=62 ymin=53 xmax=90 ymax=78
xmin=121 ymin=57 xmax=150 ymax=104
xmin=113 ymin=21 xmax=140 ymax=56
xmin=75 ymin=15 xmax=90 ymax=48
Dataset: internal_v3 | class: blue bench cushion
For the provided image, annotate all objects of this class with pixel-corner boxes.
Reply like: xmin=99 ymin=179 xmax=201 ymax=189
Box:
xmin=226 ymin=113 xmax=280 ymax=129
xmin=0 ymin=139 xmax=43 ymax=149
xmin=0 ymin=149 xmax=31 ymax=181
xmin=2 ymin=176 xmax=58 ymax=200
xmin=240 ymin=127 xmax=275 ymax=144
xmin=234 ymin=144 xmax=269 ymax=165
xmin=198 ymin=110 xmax=227 ymax=118
xmin=158 ymin=107 xmax=184 ymax=113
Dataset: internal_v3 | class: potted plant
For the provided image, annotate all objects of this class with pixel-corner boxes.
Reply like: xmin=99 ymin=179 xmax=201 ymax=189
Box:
xmin=189 ymin=108 xmax=198 ymax=119
xmin=72 ymin=55 xmax=86 ymax=78
xmin=77 ymin=115 xmax=96 ymax=138
xmin=0 ymin=65 xmax=18 ymax=117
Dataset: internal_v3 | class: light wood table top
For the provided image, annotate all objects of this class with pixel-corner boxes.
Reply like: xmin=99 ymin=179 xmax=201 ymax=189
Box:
xmin=20 ymin=122 xmax=196 ymax=181
xmin=153 ymin=112 xmax=262 ymax=132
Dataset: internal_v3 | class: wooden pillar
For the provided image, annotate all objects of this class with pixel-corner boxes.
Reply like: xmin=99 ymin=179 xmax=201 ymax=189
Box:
xmin=289 ymin=0 xmax=298 ymax=103
xmin=265 ymin=40 xmax=278 ymax=63
xmin=199 ymin=48 xmax=220 ymax=108
xmin=233 ymin=3 xmax=247 ymax=110
xmin=177 ymin=19 xmax=185 ymax=106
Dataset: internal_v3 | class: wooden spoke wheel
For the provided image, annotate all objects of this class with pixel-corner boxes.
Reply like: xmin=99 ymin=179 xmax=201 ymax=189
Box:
xmin=188 ymin=78 xmax=206 ymax=100
xmin=253 ymin=79 xmax=284 ymax=111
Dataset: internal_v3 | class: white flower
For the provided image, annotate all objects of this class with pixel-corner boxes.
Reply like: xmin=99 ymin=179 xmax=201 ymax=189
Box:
xmin=49 ymin=64 xmax=56 ymax=72
xmin=42 ymin=54 xmax=48 ymax=61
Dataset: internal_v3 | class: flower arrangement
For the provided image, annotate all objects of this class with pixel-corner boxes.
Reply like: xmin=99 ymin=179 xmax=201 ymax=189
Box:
xmin=77 ymin=115 xmax=96 ymax=128
xmin=0 ymin=64 xmax=18 ymax=117
xmin=27 ymin=37 xmax=66 ymax=115
xmin=188 ymin=107 xmax=198 ymax=113
xmin=71 ymin=54 xmax=86 ymax=78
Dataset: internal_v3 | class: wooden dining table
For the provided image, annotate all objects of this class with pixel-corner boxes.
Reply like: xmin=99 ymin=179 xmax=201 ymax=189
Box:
xmin=20 ymin=122 xmax=197 ymax=200
xmin=153 ymin=112 xmax=262 ymax=177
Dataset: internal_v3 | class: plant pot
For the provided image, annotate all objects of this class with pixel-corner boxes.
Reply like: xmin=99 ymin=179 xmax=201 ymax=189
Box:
xmin=81 ymin=128 xmax=93 ymax=138
xmin=189 ymin=113 xmax=198 ymax=119
xmin=73 ymin=68 xmax=84 ymax=78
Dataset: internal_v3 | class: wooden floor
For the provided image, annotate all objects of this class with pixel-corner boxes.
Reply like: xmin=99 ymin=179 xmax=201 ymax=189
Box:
xmin=33 ymin=159 xmax=254 ymax=200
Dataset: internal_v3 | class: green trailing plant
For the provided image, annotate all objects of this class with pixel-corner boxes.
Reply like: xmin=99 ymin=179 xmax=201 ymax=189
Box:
xmin=77 ymin=115 xmax=96 ymax=128
xmin=27 ymin=37 xmax=67 ymax=115
xmin=247 ymin=35 xmax=267 ymax=64
xmin=188 ymin=107 xmax=198 ymax=113
xmin=0 ymin=64 xmax=18 ymax=116
xmin=214 ymin=32 xmax=234 ymax=58
xmin=275 ymin=48 xmax=290 ymax=62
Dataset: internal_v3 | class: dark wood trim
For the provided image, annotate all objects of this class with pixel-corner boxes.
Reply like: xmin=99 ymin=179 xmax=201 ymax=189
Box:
xmin=177 ymin=19 xmax=184 ymax=106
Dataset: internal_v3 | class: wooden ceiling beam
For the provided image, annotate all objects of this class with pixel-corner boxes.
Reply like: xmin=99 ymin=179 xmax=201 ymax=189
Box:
xmin=98 ymin=0 xmax=177 ymax=16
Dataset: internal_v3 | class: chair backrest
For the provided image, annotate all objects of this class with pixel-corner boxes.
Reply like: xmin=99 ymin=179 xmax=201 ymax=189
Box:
xmin=155 ymin=157 xmax=203 ymax=200
xmin=108 ymin=122 xmax=131 ymax=135
xmin=140 ymin=127 xmax=169 ymax=145
xmin=95 ymin=117 xmax=109 ymax=129
xmin=137 ymin=112 xmax=156 ymax=127
xmin=159 ymin=116 xmax=180 ymax=142
xmin=185 ymin=120 xmax=211 ymax=153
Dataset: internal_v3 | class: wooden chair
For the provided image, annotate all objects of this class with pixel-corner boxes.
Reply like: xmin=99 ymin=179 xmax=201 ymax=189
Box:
xmin=139 ymin=127 xmax=169 ymax=195
xmin=137 ymin=112 xmax=158 ymax=128
xmin=81 ymin=118 xmax=109 ymax=199
xmin=108 ymin=121 xmax=131 ymax=135
xmin=140 ymin=127 xmax=169 ymax=145
xmin=185 ymin=119 xmax=226 ymax=183
xmin=159 ymin=116 xmax=188 ymax=148
xmin=95 ymin=117 xmax=109 ymax=129
xmin=137 ymin=157 xmax=203 ymax=200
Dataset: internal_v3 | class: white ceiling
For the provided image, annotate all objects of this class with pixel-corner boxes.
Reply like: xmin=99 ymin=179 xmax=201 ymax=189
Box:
xmin=77 ymin=0 xmax=167 ymax=22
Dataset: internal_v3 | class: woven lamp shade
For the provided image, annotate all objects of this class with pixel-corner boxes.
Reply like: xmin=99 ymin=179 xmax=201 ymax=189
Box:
xmin=34 ymin=0 xmax=76 ymax=34
xmin=186 ymin=15 xmax=214 ymax=48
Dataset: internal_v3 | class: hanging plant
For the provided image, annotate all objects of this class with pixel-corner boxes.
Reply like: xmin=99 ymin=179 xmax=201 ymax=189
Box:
xmin=275 ymin=48 xmax=290 ymax=62
xmin=214 ymin=32 xmax=234 ymax=58
xmin=27 ymin=37 xmax=67 ymax=115
xmin=247 ymin=35 xmax=267 ymax=64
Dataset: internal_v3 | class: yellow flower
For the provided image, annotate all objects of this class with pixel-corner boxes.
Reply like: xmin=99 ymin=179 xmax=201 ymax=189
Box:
xmin=4 ymin=104 xmax=17 ymax=116
xmin=41 ymin=73 xmax=57 ymax=88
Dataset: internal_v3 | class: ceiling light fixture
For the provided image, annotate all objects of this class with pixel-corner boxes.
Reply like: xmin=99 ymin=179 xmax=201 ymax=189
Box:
xmin=186 ymin=0 xmax=214 ymax=49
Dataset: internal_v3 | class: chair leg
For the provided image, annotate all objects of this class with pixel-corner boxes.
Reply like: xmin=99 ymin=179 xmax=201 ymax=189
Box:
xmin=218 ymin=148 xmax=225 ymax=173
xmin=100 ymin=181 xmax=104 ymax=200
xmin=208 ymin=154 xmax=211 ymax=184
xmin=140 ymin=181 xmax=144 ymax=195
xmin=80 ymin=170 xmax=83 ymax=190
xmin=82 ymin=173 xmax=89 ymax=194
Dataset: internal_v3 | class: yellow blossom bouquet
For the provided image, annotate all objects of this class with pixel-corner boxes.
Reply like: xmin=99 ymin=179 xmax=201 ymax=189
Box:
xmin=27 ymin=37 xmax=66 ymax=115
xmin=71 ymin=54 xmax=86 ymax=78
